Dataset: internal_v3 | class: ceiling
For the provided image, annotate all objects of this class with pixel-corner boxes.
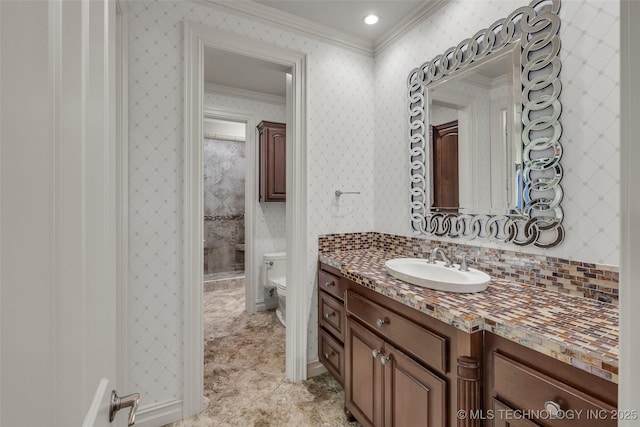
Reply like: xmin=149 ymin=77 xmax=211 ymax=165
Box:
xmin=204 ymin=47 xmax=291 ymax=97
xmin=204 ymin=1 xmax=434 ymax=97
xmin=254 ymin=1 xmax=427 ymax=42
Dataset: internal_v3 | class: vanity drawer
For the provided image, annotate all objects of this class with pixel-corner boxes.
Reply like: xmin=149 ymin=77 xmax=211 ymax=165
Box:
xmin=492 ymin=399 xmax=538 ymax=427
xmin=318 ymin=269 xmax=344 ymax=301
xmin=319 ymin=328 xmax=344 ymax=386
xmin=346 ymin=289 xmax=447 ymax=373
xmin=492 ymin=352 xmax=616 ymax=427
xmin=319 ymin=291 xmax=345 ymax=342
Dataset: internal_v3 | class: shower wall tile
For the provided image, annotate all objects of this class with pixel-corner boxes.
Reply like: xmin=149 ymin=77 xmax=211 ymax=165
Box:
xmin=203 ymin=138 xmax=245 ymax=218
xmin=128 ymin=1 xmax=374 ymax=408
xmin=373 ymin=0 xmax=620 ymax=266
xmin=203 ymin=138 xmax=246 ymax=275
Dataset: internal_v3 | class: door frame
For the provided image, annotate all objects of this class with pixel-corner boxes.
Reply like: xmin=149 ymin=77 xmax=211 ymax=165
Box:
xmin=183 ymin=22 xmax=308 ymax=417
xmin=619 ymin=0 xmax=640 ymax=417
xmin=115 ymin=0 xmax=129 ymax=401
xmin=202 ymin=109 xmax=257 ymax=313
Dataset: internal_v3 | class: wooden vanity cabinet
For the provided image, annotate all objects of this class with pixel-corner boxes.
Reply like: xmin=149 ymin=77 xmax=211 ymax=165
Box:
xmin=346 ymin=318 xmax=447 ymax=427
xmin=317 ymin=262 xmax=619 ymax=427
xmin=343 ymin=278 xmax=482 ymax=427
xmin=257 ymin=120 xmax=286 ymax=202
xmin=484 ymin=332 xmax=618 ymax=427
xmin=318 ymin=262 xmax=346 ymax=385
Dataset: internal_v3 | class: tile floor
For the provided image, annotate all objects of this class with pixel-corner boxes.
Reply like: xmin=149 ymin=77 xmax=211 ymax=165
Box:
xmin=164 ymin=280 xmax=359 ymax=426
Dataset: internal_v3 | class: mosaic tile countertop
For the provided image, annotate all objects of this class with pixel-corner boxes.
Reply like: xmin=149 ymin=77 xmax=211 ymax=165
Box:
xmin=319 ymin=249 xmax=619 ymax=383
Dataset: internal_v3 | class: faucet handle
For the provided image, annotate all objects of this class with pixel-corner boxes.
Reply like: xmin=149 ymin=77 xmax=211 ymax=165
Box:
xmin=423 ymin=248 xmax=436 ymax=264
xmin=457 ymin=255 xmax=472 ymax=271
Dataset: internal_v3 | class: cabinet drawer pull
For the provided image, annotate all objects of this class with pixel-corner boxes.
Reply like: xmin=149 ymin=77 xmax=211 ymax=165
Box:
xmin=372 ymin=349 xmax=380 ymax=359
xmin=324 ymin=351 xmax=335 ymax=359
xmin=544 ymin=400 xmax=562 ymax=416
xmin=324 ymin=281 xmax=335 ymax=288
xmin=376 ymin=318 xmax=389 ymax=328
xmin=324 ymin=311 xmax=335 ymax=319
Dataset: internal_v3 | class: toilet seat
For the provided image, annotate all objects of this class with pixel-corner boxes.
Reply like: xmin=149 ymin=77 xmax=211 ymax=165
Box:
xmin=276 ymin=278 xmax=286 ymax=297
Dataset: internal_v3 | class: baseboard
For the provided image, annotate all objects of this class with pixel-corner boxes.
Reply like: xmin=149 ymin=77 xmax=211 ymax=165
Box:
xmin=255 ymin=299 xmax=278 ymax=312
xmin=133 ymin=398 xmax=183 ymax=427
xmin=307 ymin=360 xmax=327 ymax=378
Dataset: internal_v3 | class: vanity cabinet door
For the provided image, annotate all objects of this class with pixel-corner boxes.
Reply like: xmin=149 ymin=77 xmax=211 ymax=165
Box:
xmin=346 ymin=319 xmax=385 ymax=427
xmin=383 ymin=342 xmax=446 ymax=427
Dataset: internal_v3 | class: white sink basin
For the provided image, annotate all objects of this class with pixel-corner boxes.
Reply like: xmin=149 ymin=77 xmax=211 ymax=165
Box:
xmin=384 ymin=258 xmax=490 ymax=293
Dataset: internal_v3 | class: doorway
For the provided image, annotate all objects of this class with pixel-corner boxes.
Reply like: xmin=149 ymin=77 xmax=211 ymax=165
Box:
xmin=183 ymin=22 xmax=308 ymax=418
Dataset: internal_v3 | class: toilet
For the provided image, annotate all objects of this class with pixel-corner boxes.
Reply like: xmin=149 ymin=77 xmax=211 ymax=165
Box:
xmin=263 ymin=252 xmax=287 ymax=326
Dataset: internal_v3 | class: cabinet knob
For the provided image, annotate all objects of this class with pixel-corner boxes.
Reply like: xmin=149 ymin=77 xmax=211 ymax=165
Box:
xmin=324 ymin=351 xmax=335 ymax=359
xmin=544 ymin=400 xmax=562 ymax=416
xmin=372 ymin=349 xmax=380 ymax=359
xmin=380 ymin=355 xmax=392 ymax=366
xmin=376 ymin=318 xmax=388 ymax=328
xmin=324 ymin=311 xmax=335 ymax=319
xmin=324 ymin=281 xmax=335 ymax=288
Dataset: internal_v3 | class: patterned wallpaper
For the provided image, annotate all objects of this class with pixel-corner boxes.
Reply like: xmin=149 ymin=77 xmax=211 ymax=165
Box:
xmin=373 ymin=0 xmax=620 ymax=266
xmin=127 ymin=0 xmax=374 ymax=409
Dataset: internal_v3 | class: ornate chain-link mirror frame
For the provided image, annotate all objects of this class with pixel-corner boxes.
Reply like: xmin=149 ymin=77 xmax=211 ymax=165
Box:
xmin=408 ymin=0 xmax=563 ymax=248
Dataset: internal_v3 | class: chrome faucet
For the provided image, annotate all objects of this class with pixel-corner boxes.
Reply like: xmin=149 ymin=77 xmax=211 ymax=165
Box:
xmin=428 ymin=247 xmax=454 ymax=267
xmin=458 ymin=255 xmax=471 ymax=271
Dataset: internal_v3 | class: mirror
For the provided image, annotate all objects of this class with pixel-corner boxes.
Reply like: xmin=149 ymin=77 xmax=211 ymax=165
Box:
xmin=428 ymin=47 xmax=520 ymax=213
xmin=408 ymin=0 xmax=564 ymax=247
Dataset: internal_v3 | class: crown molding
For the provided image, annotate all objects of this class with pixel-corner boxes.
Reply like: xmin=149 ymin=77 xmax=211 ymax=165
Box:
xmin=205 ymin=82 xmax=286 ymax=105
xmin=194 ymin=0 xmax=374 ymax=56
xmin=373 ymin=0 xmax=449 ymax=54
xmin=193 ymin=0 xmax=448 ymax=57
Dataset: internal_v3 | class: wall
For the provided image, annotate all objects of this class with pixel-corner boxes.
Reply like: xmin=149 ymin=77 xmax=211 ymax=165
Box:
xmin=373 ymin=0 xmax=620 ymax=266
xmin=203 ymin=137 xmax=246 ymax=276
xmin=128 ymin=0 xmax=374 ymax=410
xmin=204 ymin=91 xmax=287 ymax=307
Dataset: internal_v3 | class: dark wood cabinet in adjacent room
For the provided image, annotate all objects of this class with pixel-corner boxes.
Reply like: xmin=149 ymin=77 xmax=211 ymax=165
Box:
xmin=257 ymin=120 xmax=286 ymax=202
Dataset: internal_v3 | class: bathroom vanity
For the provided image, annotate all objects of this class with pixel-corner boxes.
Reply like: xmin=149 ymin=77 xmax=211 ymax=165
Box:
xmin=317 ymin=247 xmax=618 ymax=427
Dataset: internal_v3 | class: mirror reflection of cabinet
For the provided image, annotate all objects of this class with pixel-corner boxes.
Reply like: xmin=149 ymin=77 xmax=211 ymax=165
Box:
xmin=257 ymin=120 xmax=286 ymax=202
xmin=432 ymin=120 xmax=459 ymax=210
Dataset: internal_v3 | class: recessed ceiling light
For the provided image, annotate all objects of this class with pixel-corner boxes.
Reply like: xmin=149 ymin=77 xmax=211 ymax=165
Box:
xmin=364 ymin=14 xmax=379 ymax=25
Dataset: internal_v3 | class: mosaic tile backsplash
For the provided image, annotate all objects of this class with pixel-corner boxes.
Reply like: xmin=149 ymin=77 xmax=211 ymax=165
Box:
xmin=318 ymin=232 xmax=619 ymax=305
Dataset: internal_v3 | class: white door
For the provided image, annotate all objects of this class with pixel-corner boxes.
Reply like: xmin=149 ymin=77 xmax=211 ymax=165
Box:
xmin=1 ymin=1 xmax=132 ymax=426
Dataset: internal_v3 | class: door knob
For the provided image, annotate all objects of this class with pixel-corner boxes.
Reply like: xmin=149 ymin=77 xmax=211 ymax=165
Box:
xmin=109 ymin=390 xmax=140 ymax=426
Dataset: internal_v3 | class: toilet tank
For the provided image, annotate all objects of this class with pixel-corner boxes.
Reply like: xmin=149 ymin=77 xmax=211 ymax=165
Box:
xmin=263 ymin=251 xmax=286 ymax=287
